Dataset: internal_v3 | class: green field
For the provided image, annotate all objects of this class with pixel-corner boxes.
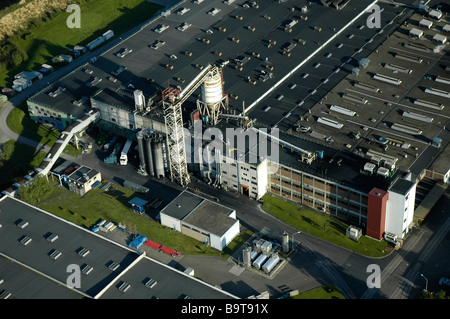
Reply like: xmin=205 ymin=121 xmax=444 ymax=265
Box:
xmin=36 ymin=179 xmax=253 ymax=258
xmin=0 ymin=139 xmax=47 ymax=190
xmin=292 ymin=286 xmax=345 ymax=299
xmin=6 ymin=103 xmax=81 ymax=156
xmin=261 ymin=194 xmax=391 ymax=257
xmin=0 ymin=0 xmax=163 ymax=87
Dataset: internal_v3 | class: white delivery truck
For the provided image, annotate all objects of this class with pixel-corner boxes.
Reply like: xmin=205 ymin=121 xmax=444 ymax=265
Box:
xmin=119 ymin=139 xmax=133 ymax=165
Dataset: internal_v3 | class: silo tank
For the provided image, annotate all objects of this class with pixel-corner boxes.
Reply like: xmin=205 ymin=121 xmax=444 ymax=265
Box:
xmin=252 ymin=254 xmax=268 ymax=270
xmin=243 ymin=247 xmax=252 ymax=266
xmin=137 ymin=131 xmax=146 ymax=172
xmin=262 ymin=255 xmax=280 ymax=274
xmin=152 ymin=135 xmax=165 ymax=178
xmin=144 ymin=134 xmax=154 ymax=177
xmin=134 ymin=90 xmax=145 ymax=112
xmin=282 ymin=232 xmax=289 ymax=253
xmin=201 ymin=71 xmax=223 ymax=108
xmin=250 ymin=250 xmax=259 ymax=261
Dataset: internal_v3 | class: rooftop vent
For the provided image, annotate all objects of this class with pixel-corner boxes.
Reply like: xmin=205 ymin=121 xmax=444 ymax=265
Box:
xmin=0 ymin=290 xmax=12 ymax=299
xmin=77 ymin=247 xmax=90 ymax=257
xmin=81 ymin=264 xmax=94 ymax=275
xmin=72 ymin=96 xmax=88 ymax=107
xmin=145 ymin=278 xmax=158 ymax=289
xmin=16 ymin=219 xmax=29 ymax=229
xmin=19 ymin=235 xmax=32 ymax=246
xmin=118 ymin=281 xmax=131 ymax=293
xmin=47 ymin=233 xmax=59 ymax=243
xmin=108 ymin=261 xmax=120 ymax=271
xmin=87 ymin=77 xmax=102 ymax=88
xmin=48 ymin=87 xmax=66 ymax=98
xmin=49 ymin=249 xmax=62 ymax=260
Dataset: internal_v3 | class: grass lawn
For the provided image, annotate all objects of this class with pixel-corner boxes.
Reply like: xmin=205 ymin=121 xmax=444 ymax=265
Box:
xmin=36 ymin=179 xmax=252 ymax=258
xmin=6 ymin=103 xmax=81 ymax=156
xmin=0 ymin=0 xmax=163 ymax=87
xmin=0 ymin=139 xmax=47 ymax=190
xmin=261 ymin=194 xmax=391 ymax=257
xmin=292 ymin=286 xmax=345 ymax=299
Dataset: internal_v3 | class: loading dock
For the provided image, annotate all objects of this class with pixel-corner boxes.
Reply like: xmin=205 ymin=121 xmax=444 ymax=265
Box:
xmin=241 ymin=185 xmax=250 ymax=197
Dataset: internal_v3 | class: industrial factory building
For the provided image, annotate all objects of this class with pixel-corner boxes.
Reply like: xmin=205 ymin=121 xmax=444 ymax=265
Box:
xmin=66 ymin=165 xmax=102 ymax=196
xmin=3 ymin=0 xmax=448 ymax=246
xmin=159 ymin=190 xmax=240 ymax=251
xmin=0 ymin=195 xmax=237 ymax=299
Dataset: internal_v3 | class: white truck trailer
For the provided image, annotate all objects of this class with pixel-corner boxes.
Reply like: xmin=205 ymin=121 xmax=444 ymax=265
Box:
xmin=119 ymin=139 xmax=133 ymax=165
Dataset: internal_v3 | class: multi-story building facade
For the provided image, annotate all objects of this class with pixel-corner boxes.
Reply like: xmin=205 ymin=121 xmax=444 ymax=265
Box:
xmin=268 ymin=162 xmax=369 ymax=226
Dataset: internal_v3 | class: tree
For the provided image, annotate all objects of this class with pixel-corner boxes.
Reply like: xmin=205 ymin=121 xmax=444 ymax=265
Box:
xmin=419 ymin=289 xmax=449 ymax=299
xmin=17 ymin=176 xmax=53 ymax=205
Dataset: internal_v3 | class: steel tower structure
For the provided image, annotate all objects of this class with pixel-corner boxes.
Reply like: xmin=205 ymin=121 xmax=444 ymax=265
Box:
xmin=162 ymin=87 xmax=190 ymax=187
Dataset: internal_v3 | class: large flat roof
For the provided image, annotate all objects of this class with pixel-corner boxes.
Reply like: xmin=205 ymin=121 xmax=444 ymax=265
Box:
xmin=27 ymin=0 xmax=448 ymax=193
xmin=160 ymin=190 xmax=204 ymax=220
xmin=0 ymin=254 xmax=84 ymax=299
xmin=29 ymin=0 xmax=377 ymax=118
xmin=68 ymin=165 xmax=99 ymax=183
xmin=160 ymin=190 xmax=238 ymax=236
xmin=0 ymin=195 xmax=236 ymax=299
xmin=183 ymin=197 xmax=237 ymax=237
xmin=389 ymin=178 xmax=415 ymax=196
xmin=257 ymin=10 xmax=450 ymax=181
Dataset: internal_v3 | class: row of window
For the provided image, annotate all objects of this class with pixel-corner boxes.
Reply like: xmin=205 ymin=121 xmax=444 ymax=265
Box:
xmin=271 ymin=185 xmax=368 ymax=216
xmin=271 ymin=182 xmax=367 ymax=206
xmin=33 ymin=106 xmax=62 ymax=117
xmin=275 ymin=169 xmax=363 ymax=198
xmin=183 ymin=224 xmax=209 ymax=237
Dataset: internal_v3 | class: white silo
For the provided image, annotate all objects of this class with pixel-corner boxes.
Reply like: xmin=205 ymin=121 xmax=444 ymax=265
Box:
xmin=243 ymin=247 xmax=252 ymax=267
xmin=134 ymin=90 xmax=145 ymax=112
xmin=282 ymin=231 xmax=289 ymax=253
xmin=197 ymin=66 xmax=228 ymax=125
xmin=201 ymin=70 xmax=224 ymax=108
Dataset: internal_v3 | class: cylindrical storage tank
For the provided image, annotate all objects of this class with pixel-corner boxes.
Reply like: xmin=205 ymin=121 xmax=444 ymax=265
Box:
xmin=282 ymin=232 xmax=289 ymax=253
xmin=262 ymin=255 xmax=280 ymax=274
xmin=134 ymin=90 xmax=145 ymax=112
xmin=137 ymin=131 xmax=146 ymax=172
xmin=252 ymin=253 xmax=269 ymax=270
xmin=250 ymin=250 xmax=259 ymax=261
xmin=144 ymin=134 xmax=154 ymax=177
xmin=243 ymin=247 xmax=252 ymax=267
xmin=152 ymin=134 xmax=164 ymax=178
xmin=201 ymin=70 xmax=223 ymax=109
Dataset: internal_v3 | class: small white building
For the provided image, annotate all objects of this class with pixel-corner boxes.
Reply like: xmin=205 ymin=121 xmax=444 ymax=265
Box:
xmin=429 ymin=10 xmax=442 ymax=21
xmin=385 ymin=178 xmax=417 ymax=239
xmin=409 ymin=28 xmax=423 ymax=38
xmin=443 ymin=24 xmax=450 ymax=33
xmin=419 ymin=18 xmax=433 ymax=29
xmin=433 ymin=33 xmax=447 ymax=44
xmin=159 ymin=190 xmax=240 ymax=251
xmin=66 ymin=165 xmax=102 ymax=196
